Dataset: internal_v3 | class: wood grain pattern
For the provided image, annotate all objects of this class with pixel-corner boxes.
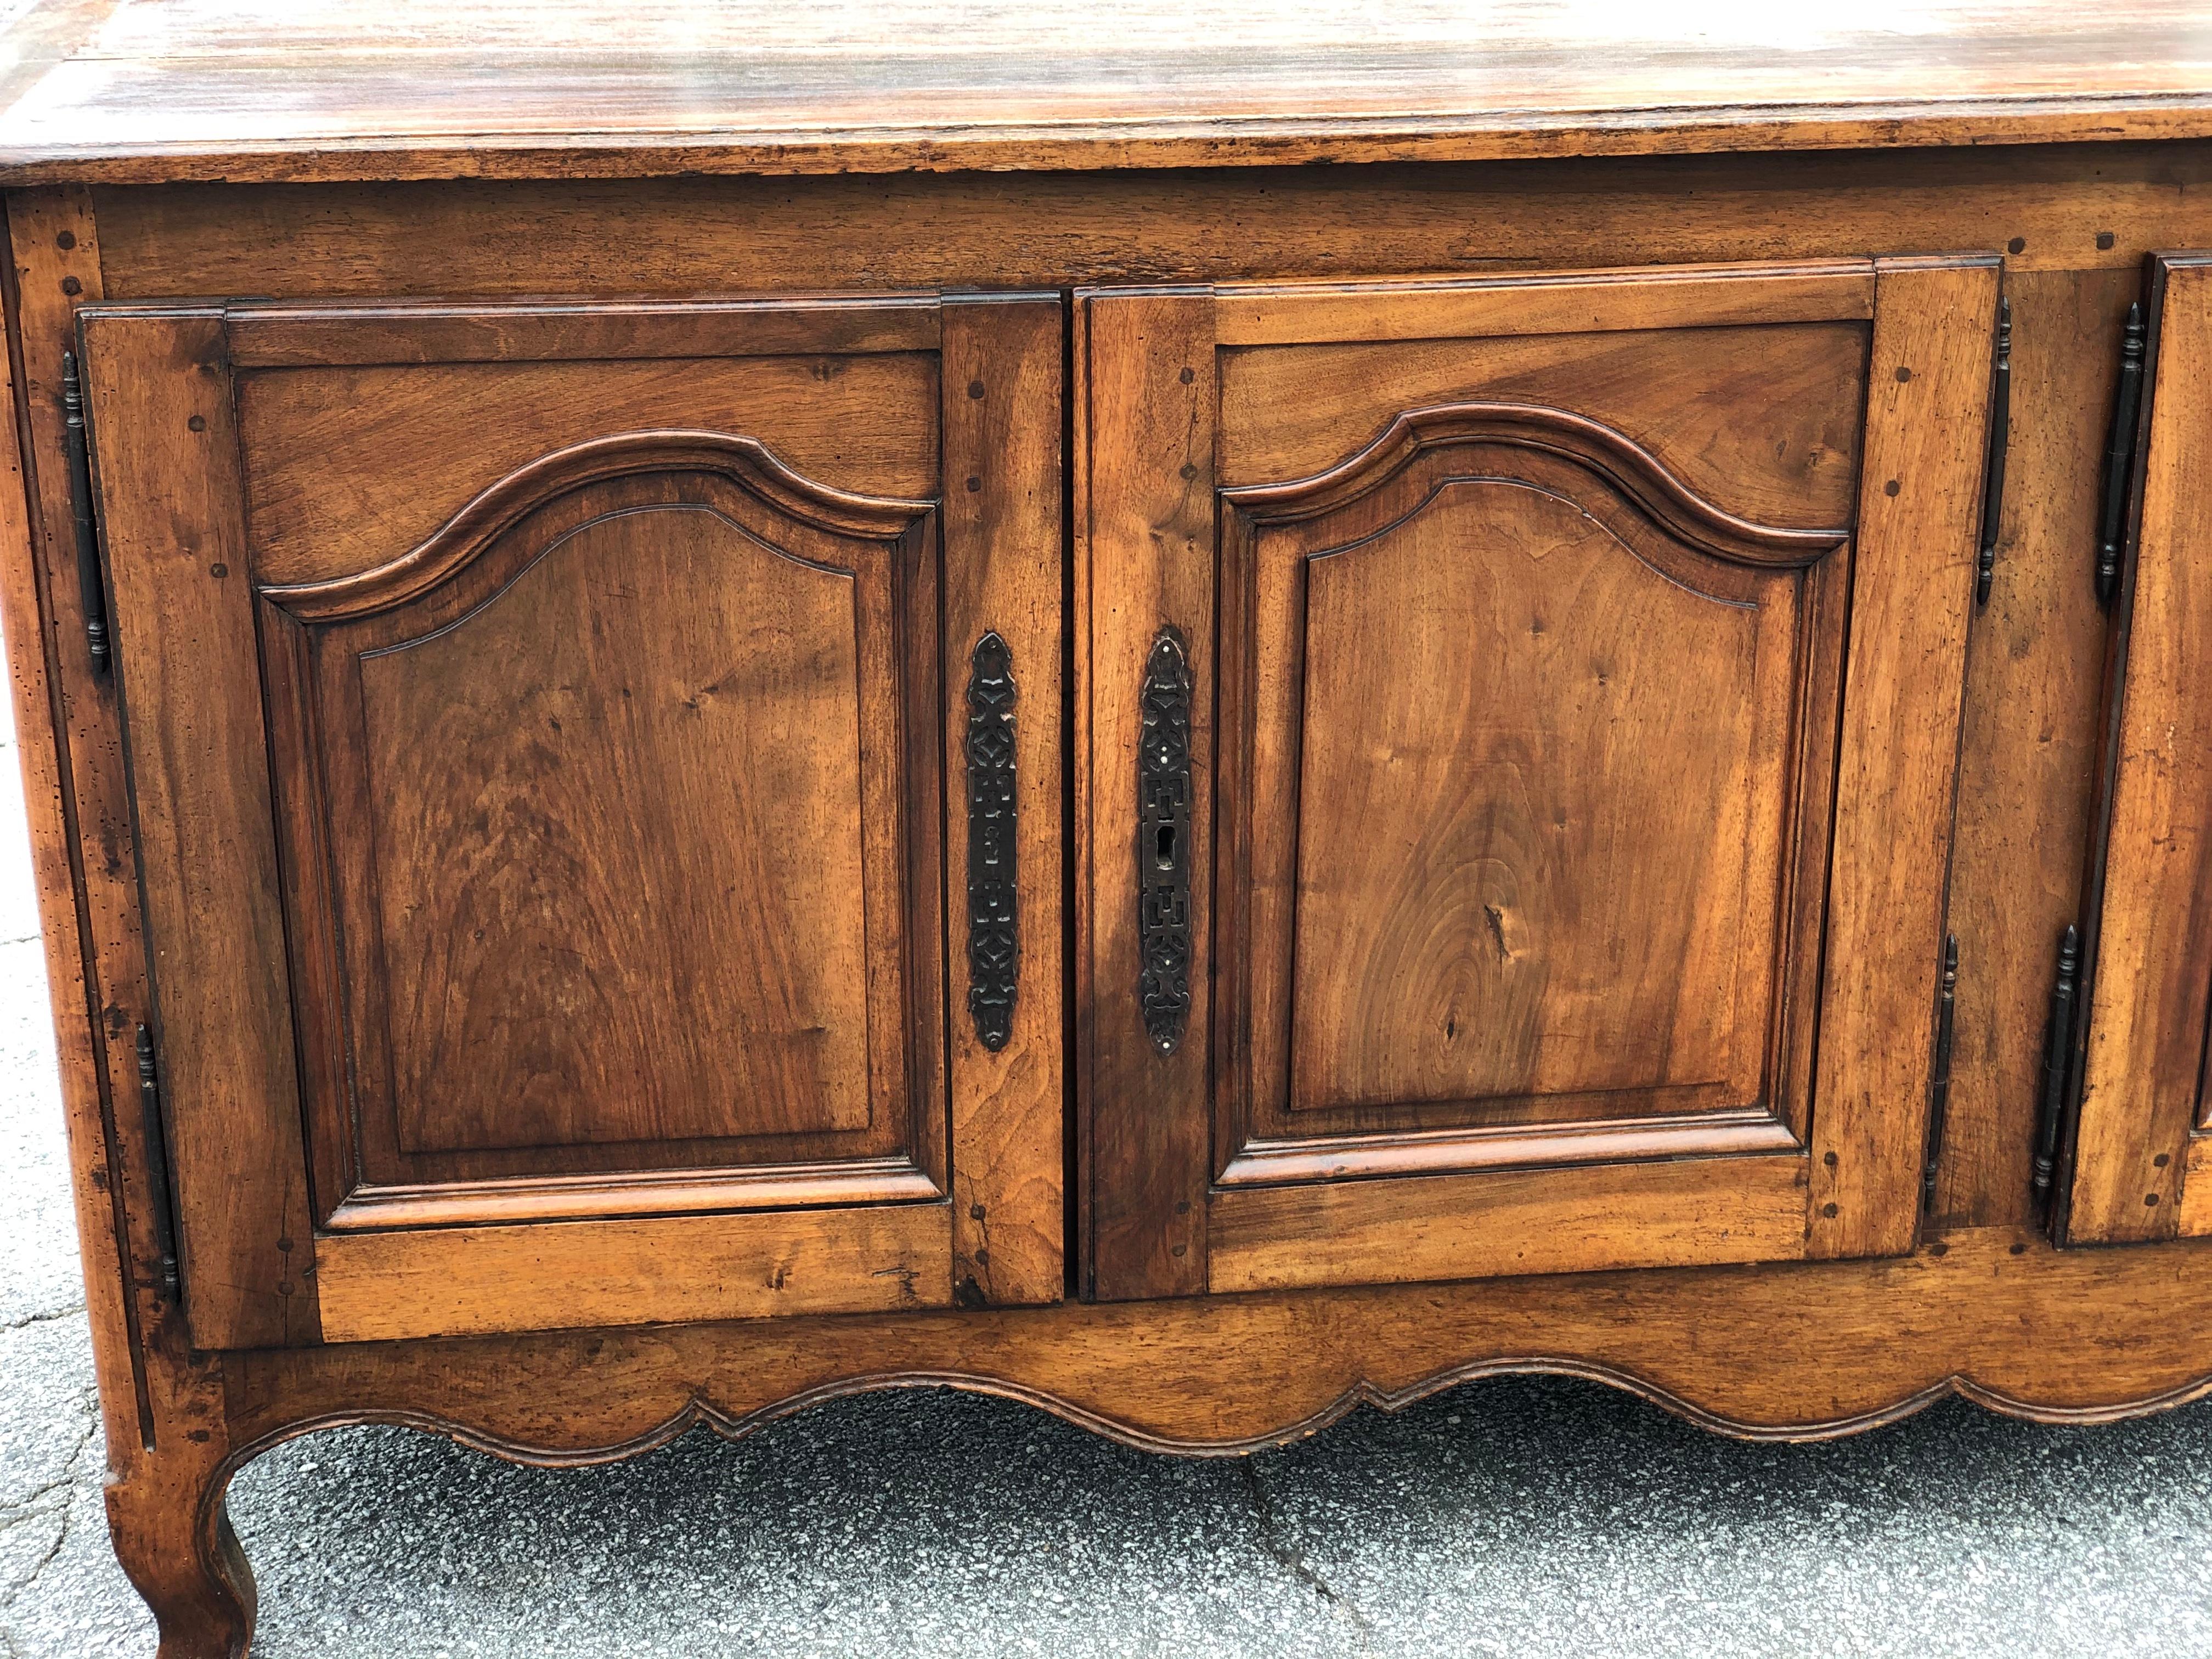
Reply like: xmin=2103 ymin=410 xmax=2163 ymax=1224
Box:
xmin=381 ymin=487 xmax=870 ymax=1147
xmin=230 ymin=1225 xmax=2212 ymax=1463
xmin=1208 ymin=1156 xmax=1810 ymax=1294
xmin=133 ymin=1220 xmax=2212 ymax=1655
xmin=2181 ymin=1137 xmax=2212 ymax=1235
xmin=1807 ymin=257 xmax=1999 ymax=1259
xmin=1220 ymin=411 xmax=1835 ymax=1146
xmin=251 ymin=436 xmax=950 ymax=1238
xmin=223 ymin=294 xmax=940 ymax=366
xmin=238 ymin=353 xmax=941 ymax=588
xmin=1218 ymin=321 xmax=1870 ymax=528
xmin=86 ymin=146 xmax=2212 ymax=306
xmin=1075 ymin=290 xmax=1215 ymax=1301
xmin=2 ymin=185 xmax=263 ymax=1659
xmin=2070 ymin=254 xmax=2212 ymax=1243
xmin=78 ymin=305 xmax=320 ymax=1350
xmin=1212 ymin=263 xmax=1875 ymax=346
xmin=1084 ymin=260 xmax=2000 ymax=1296
xmin=941 ymin=295 xmax=1066 ymax=1308
xmin=0 ymin=182 xmax=153 ymax=1481
xmin=1931 ymin=267 xmax=2130 ymax=1228
xmin=8 ymin=70 xmax=2204 ymax=1658
xmin=5 ymin=2 xmax=2212 ymax=182
xmin=315 ymin=1204 xmax=955 ymax=1341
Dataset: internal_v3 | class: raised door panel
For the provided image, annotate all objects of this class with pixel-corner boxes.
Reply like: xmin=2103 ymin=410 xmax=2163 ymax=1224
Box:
xmin=1078 ymin=260 xmax=1999 ymax=1301
xmin=262 ymin=443 xmax=942 ymax=1226
xmin=82 ymin=294 xmax=1065 ymax=1347
xmin=2069 ymin=253 xmax=2212 ymax=1243
xmin=1221 ymin=409 xmax=1841 ymax=1169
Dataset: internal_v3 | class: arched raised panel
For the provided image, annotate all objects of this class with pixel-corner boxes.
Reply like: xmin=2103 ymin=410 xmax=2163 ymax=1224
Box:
xmin=361 ymin=500 xmax=872 ymax=1155
xmin=255 ymin=437 xmax=946 ymax=1229
xmin=1290 ymin=475 xmax=1782 ymax=1113
xmin=1217 ymin=403 xmax=1851 ymax=1165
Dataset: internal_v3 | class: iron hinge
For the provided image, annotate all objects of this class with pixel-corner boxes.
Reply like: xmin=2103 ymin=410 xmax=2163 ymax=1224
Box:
xmin=132 ymin=1023 xmax=181 ymax=1302
xmin=2032 ymin=924 xmax=2082 ymax=1218
xmin=2095 ymin=302 xmax=2148 ymax=607
xmin=1922 ymin=934 xmax=1959 ymax=1212
xmin=1976 ymin=297 xmax=2011 ymax=607
xmin=60 ymin=349 xmax=112 ymax=676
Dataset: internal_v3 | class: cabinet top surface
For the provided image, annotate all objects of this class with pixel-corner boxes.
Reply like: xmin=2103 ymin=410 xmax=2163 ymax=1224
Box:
xmin=3 ymin=0 xmax=2211 ymax=185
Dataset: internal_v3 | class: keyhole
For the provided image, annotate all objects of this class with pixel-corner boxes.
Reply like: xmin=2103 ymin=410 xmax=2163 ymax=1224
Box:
xmin=1155 ymin=823 xmax=1176 ymax=871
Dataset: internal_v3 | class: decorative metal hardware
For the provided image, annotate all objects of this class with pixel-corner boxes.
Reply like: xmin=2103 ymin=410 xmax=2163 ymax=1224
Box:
xmin=60 ymin=350 xmax=110 ymax=675
xmin=2033 ymin=924 xmax=2081 ymax=1211
xmin=133 ymin=1024 xmax=180 ymax=1301
xmin=1923 ymin=934 xmax=1959 ymax=1212
xmin=1137 ymin=625 xmax=1193 ymax=1056
xmin=2096 ymin=302 xmax=2147 ymax=606
xmin=1977 ymin=297 xmax=2011 ymax=607
xmin=964 ymin=630 xmax=1018 ymax=1052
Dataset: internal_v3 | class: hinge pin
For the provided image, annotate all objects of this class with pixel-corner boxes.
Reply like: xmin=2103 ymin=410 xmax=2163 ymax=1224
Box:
xmin=133 ymin=1024 xmax=180 ymax=1301
xmin=1922 ymin=934 xmax=1959 ymax=1212
xmin=60 ymin=350 xmax=111 ymax=676
xmin=2033 ymin=925 xmax=2081 ymax=1211
xmin=1976 ymin=298 xmax=2011 ymax=607
xmin=2095 ymin=303 xmax=2147 ymax=606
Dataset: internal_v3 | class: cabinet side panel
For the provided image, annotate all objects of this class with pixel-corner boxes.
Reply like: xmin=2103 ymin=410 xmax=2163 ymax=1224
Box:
xmin=2072 ymin=257 xmax=2212 ymax=1242
xmin=82 ymin=309 xmax=319 ymax=1347
xmin=943 ymin=295 xmax=1066 ymax=1306
xmin=0 ymin=188 xmax=151 ymax=1459
xmin=1808 ymin=257 xmax=1996 ymax=1258
xmin=1078 ymin=290 xmax=1215 ymax=1300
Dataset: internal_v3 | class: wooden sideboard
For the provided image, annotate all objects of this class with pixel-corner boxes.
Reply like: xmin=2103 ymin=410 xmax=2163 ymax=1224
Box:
xmin=9 ymin=4 xmax=2212 ymax=1652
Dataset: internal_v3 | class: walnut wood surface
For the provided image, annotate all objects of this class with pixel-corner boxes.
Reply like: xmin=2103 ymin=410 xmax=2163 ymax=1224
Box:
xmin=1074 ymin=290 xmax=1217 ymax=1302
xmin=1222 ymin=409 xmax=1836 ymax=1140
xmin=1086 ymin=261 xmax=1986 ymax=1297
xmin=314 ymin=1203 xmax=955 ymax=1342
xmin=1217 ymin=320 xmax=1871 ymax=528
xmin=1932 ymin=267 xmax=2130 ymax=1229
xmin=83 ymin=148 xmax=2212 ymax=300
xmin=79 ymin=306 xmax=320 ymax=1352
xmin=237 ymin=354 xmax=941 ymax=589
xmin=9 ymin=128 xmax=2212 ymax=1659
xmin=2 ymin=193 xmax=253 ymax=1657
xmin=4 ymin=2 xmax=2212 ymax=183
xmin=1806 ymin=258 xmax=1997 ymax=1259
xmin=65 ymin=292 xmax=1082 ymax=1344
xmin=2071 ymin=253 xmax=2212 ymax=1242
xmin=939 ymin=296 xmax=1067 ymax=1308
xmin=221 ymin=1225 xmax=2212 ymax=1461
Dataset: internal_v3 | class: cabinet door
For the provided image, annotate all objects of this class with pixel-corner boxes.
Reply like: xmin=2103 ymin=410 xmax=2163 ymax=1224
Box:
xmin=81 ymin=294 xmax=1064 ymax=1347
xmin=2069 ymin=253 xmax=2212 ymax=1243
xmin=1077 ymin=259 xmax=1999 ymax=1300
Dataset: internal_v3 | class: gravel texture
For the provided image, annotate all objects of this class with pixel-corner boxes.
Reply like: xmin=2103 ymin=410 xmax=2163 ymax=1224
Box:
xmin=5 ymin=650 xmax=2212 ymax=1656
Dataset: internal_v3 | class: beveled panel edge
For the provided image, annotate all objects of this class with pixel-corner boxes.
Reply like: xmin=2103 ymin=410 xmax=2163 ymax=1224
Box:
xmin=1220 ymin=402 xmax=1850 ymax=565
xmin=258 ymin=428 xmax=937 ymax=620
xmin=223 ymin=294 xmax=944 ymax=367
xmin=322 ymin=1160 xmax=945 ymax=1233
xmin=1214 ymin=261 xmax=1877 ymax=346
xmin=1215 ymin=1111 xmax=1803 ymax=1189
